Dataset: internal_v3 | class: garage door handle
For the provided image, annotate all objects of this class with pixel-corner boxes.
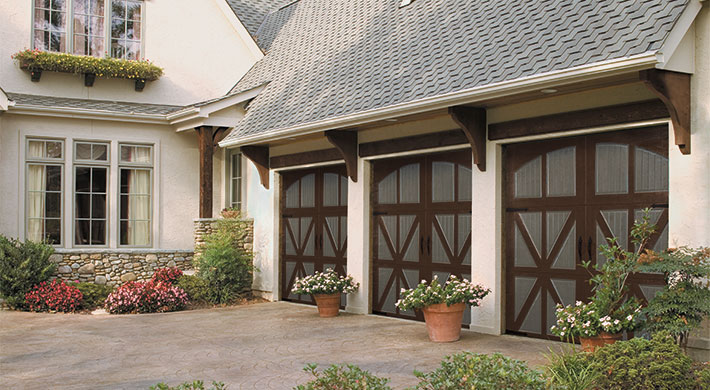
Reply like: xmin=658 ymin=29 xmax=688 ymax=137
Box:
xmin=587 ymin=237 xmax=593 ymax=260
xmin=420 ymin=237 xmax=424 ymax=254
xmin=577 ymin=236 xmax=583 ymax=259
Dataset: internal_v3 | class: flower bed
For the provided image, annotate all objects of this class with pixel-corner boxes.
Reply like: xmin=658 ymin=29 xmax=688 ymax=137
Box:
xmin=11 ymin=49 xmax=163 ymax=89
xmin=152 ymin=268 xmax=184 ymax=286
xmin=25 ymin=280 xmax=83 ymax=312
xmin=105 ymin=280 xmax=188 ymax=314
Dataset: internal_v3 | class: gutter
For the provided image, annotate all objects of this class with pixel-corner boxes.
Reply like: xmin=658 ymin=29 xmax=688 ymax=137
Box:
xmin=219 ymin=52 xmax=660 ymax=147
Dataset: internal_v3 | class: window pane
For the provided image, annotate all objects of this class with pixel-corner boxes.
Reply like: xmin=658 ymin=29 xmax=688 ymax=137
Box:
xmin=51 ymin=0 xmax=66 ymax=11
xmin=36 ymin=0 xmax=51 ymax=8
xmin=126 ymin=1 xmax=141 ymax=21
xmin=75 ymin=219 xmax=90 ymax=245
xmin=91 ymin=221 xmax=106 ymax=245
xmin=46 ymin=141 xmax=62 ymax=158
xmin=75 ymin=167 xmax=91 ymax=192
xmin=120 ymin=145 xmax=151 ymax=164
xmin=46 ymin=166 xmax=62 ymax=191
xmin=92 ymin=194 xmax=106 ymax=218
xmin=34 ymin=9 xmax=50 ymax=29
xmin=92 ymin=144 xmax=108 ymax=161
xmin=45 ymin=192 xmax=61 ymax=218
xmin=45 ymin=219 xmax=61 ymax=244
xmin=112 ymin=0 xmax=126 ymax=18
xmin=126 ymin=21 xmax=140 ymax=39
xmin=120 ymin=221 xmax=149 ymax=246
xmin=92 ymin=167 xmax=107 ymax=192
xmin=76 ymin=194 xmax=91 ymax=218
xmin=76 ymin=143 xmax=92 ymax=160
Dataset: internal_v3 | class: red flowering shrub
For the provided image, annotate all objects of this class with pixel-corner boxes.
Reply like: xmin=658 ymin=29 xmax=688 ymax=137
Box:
xmin=105 ymin=280 xmax=188 ymax=314
xmin=25 ymin=280 xmax=83 ymax=312
xmin=151 ymin=268 xmax=183 ymax=285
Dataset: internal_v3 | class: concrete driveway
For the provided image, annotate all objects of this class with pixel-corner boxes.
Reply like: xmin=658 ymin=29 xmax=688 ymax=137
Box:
xmin=0 ymin=302 xmax=561 ymax=389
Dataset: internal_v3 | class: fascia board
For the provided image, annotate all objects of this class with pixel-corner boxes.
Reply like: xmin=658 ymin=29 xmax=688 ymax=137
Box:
xmin=220 ymin=52 xmax=660 ymax=147
xmin=656 ymin=0 xmax=703 ymax=72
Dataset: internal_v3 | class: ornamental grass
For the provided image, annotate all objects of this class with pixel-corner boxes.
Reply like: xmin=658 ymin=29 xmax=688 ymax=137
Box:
xmin=12 ymin=49 xmax=163 ymax=81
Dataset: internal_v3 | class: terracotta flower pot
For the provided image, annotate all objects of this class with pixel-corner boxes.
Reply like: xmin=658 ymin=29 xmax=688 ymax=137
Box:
xmin=313 ymin=293 xmax=341 ymax=317
xmin=421 ymin=302 xmax=466 ymax=342
xmin=579 ymin=332 xmax=623 ymax=352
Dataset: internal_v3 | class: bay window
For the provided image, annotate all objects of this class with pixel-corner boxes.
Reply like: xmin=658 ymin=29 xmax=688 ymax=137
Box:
xmin=119 ymin=144 xmax=152 ymax=246
xmin=32 ymin=0 xmax=143 ymax=59
xmin=26 ymin=138 xmax=64 ymax=245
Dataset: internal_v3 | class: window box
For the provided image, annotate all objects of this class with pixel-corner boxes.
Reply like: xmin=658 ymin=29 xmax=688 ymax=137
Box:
xmin=12 ymin=49 xmax=162 ymax=91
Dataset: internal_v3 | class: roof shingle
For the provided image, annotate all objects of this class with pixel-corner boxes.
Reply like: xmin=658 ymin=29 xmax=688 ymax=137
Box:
xmin=223 ymin=0 xmax=688 ymax=144
xmin=7 ymin=93 xmax=182 ymax=115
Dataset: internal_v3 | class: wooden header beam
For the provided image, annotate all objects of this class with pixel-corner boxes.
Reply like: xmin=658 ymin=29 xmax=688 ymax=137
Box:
xmin=449 ymin=106 xmax=487 ymax=172
xmin=241 ymin=145 xmax=270 ymax=189
xmin=325 ymin=130 xmax=358 ymax=182
xmin=640 ymin=69 xmax=691 ymax=154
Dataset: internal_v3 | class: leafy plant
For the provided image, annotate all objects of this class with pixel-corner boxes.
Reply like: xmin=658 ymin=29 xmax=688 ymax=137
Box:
xmin=149 ymin=380 xmax=225 ymax=390
xmin=177 ymin=275 xmax=211 ymax=304
xmin=0 ymin=235 xmax=57 ymax=309
xmin=588 ymin=332 xmax=695 ymax=390
xmin=550 ymin=300 xmax=643 ymax=339
xmin=637 ymin=246 xmax=710 ymax=349
xmin=104 ymin=280 xmax=188 ymax=314
xmin=395 ymin=275 xmax=489 ymax=312
xmin=291 ymin=269 xmax=359 ymax=296
xmin=693 ymin=363 xmax=710 ymax=390
xmin=12 ymin=49 xmax=163 ymax=80
xmin=25 ymin=280 xmax=83 ymax=312
xmin=152 ymin=268 xmax=184 ymax=286
xmin=67 ymin=282 xmax=113 ymax=309
xmin=544 ymin=346 xmax=599 ymax=390
xmin=294 ymin=363 xmax=391 ymax=390
xmin=195 ymin=218 xmax=254 ymax=304
xmin=411 ymin=352 xmax=545 ymax=390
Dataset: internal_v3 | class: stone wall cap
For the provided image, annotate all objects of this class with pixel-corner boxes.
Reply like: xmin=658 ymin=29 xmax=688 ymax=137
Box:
xmin=54 ymin=248 xmax=194 ymax=254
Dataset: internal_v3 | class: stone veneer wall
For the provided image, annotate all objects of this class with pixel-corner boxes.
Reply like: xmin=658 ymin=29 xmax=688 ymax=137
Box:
xmin=193 ymin=218 xmax=254 ymax=256
xmin=50 ymin=250 xmax=194 ymax=286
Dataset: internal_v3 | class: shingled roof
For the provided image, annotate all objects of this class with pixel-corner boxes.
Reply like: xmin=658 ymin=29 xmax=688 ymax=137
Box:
xmin=221 ymin=0 xmax=689 ymax=145
xmin=225 ymin=0 xmax=294 ymax=38
xmin=7 ymin=93 xmax=182 ymax=115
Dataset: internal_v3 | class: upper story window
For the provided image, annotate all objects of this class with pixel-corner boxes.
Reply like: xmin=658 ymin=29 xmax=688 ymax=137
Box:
xmin=32 ymin=0 xmax=144 ymax=60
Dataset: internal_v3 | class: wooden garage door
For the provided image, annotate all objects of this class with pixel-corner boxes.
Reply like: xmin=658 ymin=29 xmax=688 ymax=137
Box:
xmin=504 ymin=126 xmax=668 ymax=339
xmin=372 ymin=150 xmax=473 ymax=323
xmin=281 ymin=165 xmax=348 ymax=305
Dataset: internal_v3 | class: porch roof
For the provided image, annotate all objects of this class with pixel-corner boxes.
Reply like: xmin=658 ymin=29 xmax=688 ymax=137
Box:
xmin=5 ymin=93 xmax=183 ymax=116
xmin=220 ymin=0 xmax=690 ymax=147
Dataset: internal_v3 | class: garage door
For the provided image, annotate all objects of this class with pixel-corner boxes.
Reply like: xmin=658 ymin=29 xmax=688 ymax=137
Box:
xmin=281 ymin=165 xmax=348 ymax=305
xmin=372 ymin=150 xmax=473 ymax=324
xmin=504 ymin=126 xmax=668 ymax=338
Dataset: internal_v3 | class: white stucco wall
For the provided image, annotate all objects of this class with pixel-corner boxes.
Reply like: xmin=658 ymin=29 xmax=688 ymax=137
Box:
xmin=0 ymin=114 xmax=204 ymax=250
xmin=0 ymin=0 xmax=260 ymax=106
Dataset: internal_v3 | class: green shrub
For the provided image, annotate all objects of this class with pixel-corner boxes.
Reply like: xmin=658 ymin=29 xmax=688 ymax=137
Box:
xmin=195 ymin=218 xmax=253 ymax=304
xmin=588 ymin=333 xmax=695 ymax=390
xmin=67 ymin=282 xmax=113 ymax=309
xmin=694 ymin=363 xmax=710 ymax=390
xmin=544 ymin=347 xmax=598 ymax=390
xmin=412 ymin=352 xmax=545 ymax=390
xmin=0 ymin=235 xmax=56 ymax=309
xmin=177 ymin=275 xmax=211 ymax=303
xmin=294 ymin=363 xmax=391 ymax=390
xmin=149 ymin=380 xmax=225 ymax=390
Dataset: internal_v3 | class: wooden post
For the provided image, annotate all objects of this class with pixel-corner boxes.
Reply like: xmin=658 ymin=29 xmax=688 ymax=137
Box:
xmin=195 ymin=126 xmax=229 ymax=218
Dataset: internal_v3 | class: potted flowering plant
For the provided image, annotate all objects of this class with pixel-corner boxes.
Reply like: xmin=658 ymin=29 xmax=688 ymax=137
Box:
xmin=551 ymin=210 xmax=655 ymax=351
xmin=291 ymin=269 xmax=359 ymax=317
xmin=395 ymin=275 xmax=490 ymax=342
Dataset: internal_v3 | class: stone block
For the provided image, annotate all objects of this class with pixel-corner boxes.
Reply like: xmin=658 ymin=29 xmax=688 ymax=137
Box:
xmin=49 ymin=254 xmax=64 ymax=263
xmin=94 ymin=275 xmax=107 ymax=285
xmin=71 ymin=263 xmax=81 ymax=269
xmin=78 ymin=264 xmax=95 ymax=274
xmin=146 ymin=254 xmax=158 ymax=262
xmin=121 ymin=273 xmax=137 ymax=282
xmin=58 ymin=265 xmax=72 ymax=273
xmin=69 ymin=255 xmax=80 ymax=260
xmin=167 ymin=260 xmax=176 ymax=267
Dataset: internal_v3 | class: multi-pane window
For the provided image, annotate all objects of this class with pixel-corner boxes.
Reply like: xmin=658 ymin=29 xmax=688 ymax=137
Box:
xmin=119 ymin=144 xmax=152 ymax=246
xmin=74 ymin=142 xmax=109 ymax=246
xmin=32 ymin=0 xmax=143 ymax=59
xmin=72 ymin=0 xmax=105 ymax=56
xmin=230 ymin=152 xmax=243 ymax=209
xmin=110 ymin=0 xmax=142 ymax=59
xmin=26 ymin=139 xmax=64 ymax=245
xmin=34 ymin=0 xmax=68 ymax=52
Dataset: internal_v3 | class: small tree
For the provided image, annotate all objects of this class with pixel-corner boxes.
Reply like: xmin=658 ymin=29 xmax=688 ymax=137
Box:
xmin=194 ymin=212 xmax=253 ymax=304
xmin=638 ymin=247 xmax=710 ymax=350
xmin=0 ymin=235 xmax=56 ymax=309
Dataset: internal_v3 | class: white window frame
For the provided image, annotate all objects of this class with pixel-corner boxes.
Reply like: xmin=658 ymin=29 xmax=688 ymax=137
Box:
xmin=72 ymin=141 xmax=110 ymax=247
xmin=31 ymin=0 xmax=146 ymax=59
xmin=118 ymin=143 xmax=154 ymax=248
xmin=25 ymin=137 xmax=65 ymax=246
xmin=229 ymin=150 xmax=245 ymax=211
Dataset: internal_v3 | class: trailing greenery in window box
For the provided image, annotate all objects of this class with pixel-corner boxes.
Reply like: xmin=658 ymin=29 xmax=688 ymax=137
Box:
xmin=11 ymin=49 xmax=163 ymax=91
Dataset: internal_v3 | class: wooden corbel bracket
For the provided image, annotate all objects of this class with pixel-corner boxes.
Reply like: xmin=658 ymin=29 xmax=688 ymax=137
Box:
xmin=325 ymin=130 xmax=358 ymax=182
xmin=640 ymin=69 xmax=691 ymax=154
xmin=241 ymin=145 xmax=270 ymax=189
xmin=449 ymin=106 xmax=487 ymax=171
